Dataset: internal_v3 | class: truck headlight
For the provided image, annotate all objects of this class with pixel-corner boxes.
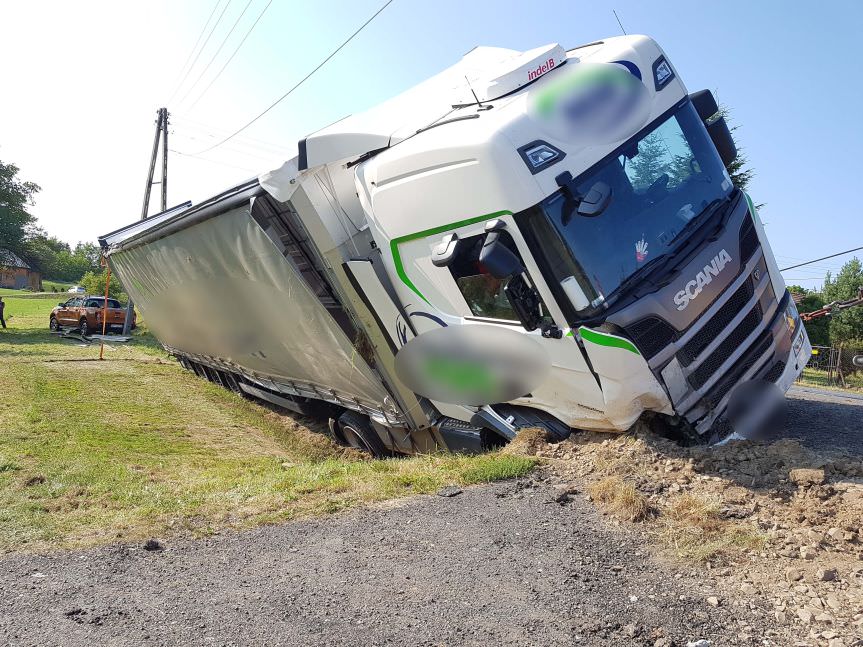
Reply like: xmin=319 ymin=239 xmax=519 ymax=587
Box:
xmin=785 ymin=300 xmax=799 ymax=335
xmin=517 ymin=140 xmax=565 ymax=174
xmin=793 ymin=329 xmax=805 ymax=356
xmin=652 ymin=57 xmax=674 ymax=90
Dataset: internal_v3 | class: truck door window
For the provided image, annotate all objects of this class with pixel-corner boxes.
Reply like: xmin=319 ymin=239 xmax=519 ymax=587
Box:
xmin=448 ymin=232 xmax=520 ymax=321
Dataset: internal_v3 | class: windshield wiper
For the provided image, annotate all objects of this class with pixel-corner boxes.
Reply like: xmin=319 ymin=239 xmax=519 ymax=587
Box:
xmin=609 ymin=253 xmax=676 ymax=302
xmin=609 ymin=197 xmax=732 ymax=303
xmin=668 ymin=196 xmax=730 ymax=247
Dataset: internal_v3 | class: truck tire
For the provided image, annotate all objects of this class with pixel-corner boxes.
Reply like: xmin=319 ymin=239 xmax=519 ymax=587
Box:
xmin=337 ymin=411 xmax=389 ymax=458
xmin=49 ymin=316 xmax=60 ymax=332
xmin=79 ymin=318 xmax=91 ymax=337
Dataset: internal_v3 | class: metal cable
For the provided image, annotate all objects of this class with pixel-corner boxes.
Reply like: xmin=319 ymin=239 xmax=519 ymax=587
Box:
xmin=186 ymin=0 xmax=395 ymax=155
xmin=177 ymin=0 xmax=257 ymax=106
xmin=168 ymin=0 xmax=234 ymax=105
xmin=186 ymin=0 xmax=275 ymax=110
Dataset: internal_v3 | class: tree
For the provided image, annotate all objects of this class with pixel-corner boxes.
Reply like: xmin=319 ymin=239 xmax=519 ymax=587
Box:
xmin=0 ymin=160 xmax=41 ymax=258
xmin=627 ymin=133 xmax=671 ymax=191
xmin=719 ymin=106 xmax=756 ymax=196
xmin=80 ymin=269 xmax=127 ymax=303
xmin=625 ymin=105 xmax=757 ymax=196
xmin=73 ymin=242 xmax=101 ymax=272
xmin=25 ymin=233 xmax=70 ymax=278
xmin=787 ymin=286 xmax=830 ymax=346
xmin=822 ymin=258 xmax=863 ymax=345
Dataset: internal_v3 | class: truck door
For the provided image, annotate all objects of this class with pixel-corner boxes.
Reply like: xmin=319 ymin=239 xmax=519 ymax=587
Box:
xmin=400 ymin=214 xmax=607 ymax=429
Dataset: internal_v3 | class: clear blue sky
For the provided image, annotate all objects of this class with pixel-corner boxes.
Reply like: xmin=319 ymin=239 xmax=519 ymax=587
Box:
xmin=2 ymin=0 xmax=861 ymax=290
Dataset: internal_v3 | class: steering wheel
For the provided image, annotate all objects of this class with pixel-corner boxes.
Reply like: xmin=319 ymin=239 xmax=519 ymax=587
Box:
xmin=645 ymin=173 xmax=669 ymax=202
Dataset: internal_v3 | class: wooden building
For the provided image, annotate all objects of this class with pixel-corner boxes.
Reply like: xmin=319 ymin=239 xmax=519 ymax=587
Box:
xmin=0 ymin=248 xmax=42 ymax=291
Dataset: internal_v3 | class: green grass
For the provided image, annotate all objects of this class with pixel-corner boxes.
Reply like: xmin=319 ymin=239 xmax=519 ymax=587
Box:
xmin=0 ymin=279 xmax=71 ymax=296
xmin=0 ymin=297 xmax=534 ymax=552
xmin=42 ymin=279 xmax=72 ymax=293
xmin=798 ymin=366 xmax=863 ymax=390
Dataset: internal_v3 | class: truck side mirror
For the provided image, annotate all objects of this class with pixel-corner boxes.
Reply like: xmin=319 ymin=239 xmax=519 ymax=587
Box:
xmin=690 ymin=89 xmax=719 ymax=121
xmin=689 ymin=89 xmax=737 ymax=167
xmin=504 ymin=274 xmax=543 ymax=332
xmin=576 ymin=181 xmax=612 ymax=217
xmin=479 ymin=232 xmax=524 ymax=279
xmin=431 ymin=232 xmax=460 ymax=267
xmin=478 ymin=230 xmax=543 ymax=331
xmin=706 ymin=116 xmax=737 ymax=167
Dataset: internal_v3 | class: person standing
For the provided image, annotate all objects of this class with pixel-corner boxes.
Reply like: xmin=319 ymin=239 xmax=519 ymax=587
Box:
xmin=0 ymin=297 xmax=6 ymax=329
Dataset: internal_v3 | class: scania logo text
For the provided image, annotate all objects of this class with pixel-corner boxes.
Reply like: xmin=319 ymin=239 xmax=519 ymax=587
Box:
xmin=673 ymin=249 xmax=733 ymax=311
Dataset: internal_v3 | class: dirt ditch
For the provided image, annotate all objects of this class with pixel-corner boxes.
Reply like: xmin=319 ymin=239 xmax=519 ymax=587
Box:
xmin=505 ymin=401 xmax=863 ymax=646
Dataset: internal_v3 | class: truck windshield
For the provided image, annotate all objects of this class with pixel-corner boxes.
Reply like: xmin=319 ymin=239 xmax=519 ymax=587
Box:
xmin=521 ymin=101 xmax=732 ymax=312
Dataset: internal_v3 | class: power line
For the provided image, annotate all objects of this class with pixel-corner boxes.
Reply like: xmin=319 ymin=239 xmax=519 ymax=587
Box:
xmin=187 ymin=0 xmax=275 ymax=110
xmin=187 ymin=0 xmax=395 ymax=155
xmin=169 ymin=148 xmax=259 ymax=173
xmin=170 ymin=117 xmax=293 ymax=155
xmin=177 ymin=0 xmax=256 ymax=107
xmin=167 ymin=0 xmax=222 ymax=99
xmin=168 ymin=0 xmax=234 ymax=105
xmin=171 ymin=132 xmax=281 ymax=163
xmin=779 ymin=246 xmax=863 ymax=272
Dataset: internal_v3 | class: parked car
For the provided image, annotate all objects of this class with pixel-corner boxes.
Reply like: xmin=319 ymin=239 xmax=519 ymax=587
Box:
xmin=67 ymin=285 xmax=86 ymax=294
xmin=50 ymin=296 xmax=134 ymax=336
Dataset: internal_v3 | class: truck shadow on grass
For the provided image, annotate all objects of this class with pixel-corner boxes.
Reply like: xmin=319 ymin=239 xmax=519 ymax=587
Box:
xmin=0 ymin=327 xmax=164 ymax=356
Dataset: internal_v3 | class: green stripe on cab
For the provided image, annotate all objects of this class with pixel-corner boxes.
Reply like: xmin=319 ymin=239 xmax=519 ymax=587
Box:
xmin=578 ymin=326 xmax=640 ymax=355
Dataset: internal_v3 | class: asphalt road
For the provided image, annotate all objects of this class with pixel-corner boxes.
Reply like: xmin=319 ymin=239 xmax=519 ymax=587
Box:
xmin=784 ymin=384 xmax=863 ymax=456
xmin=1 ymin=387 xmax=860 ymax=647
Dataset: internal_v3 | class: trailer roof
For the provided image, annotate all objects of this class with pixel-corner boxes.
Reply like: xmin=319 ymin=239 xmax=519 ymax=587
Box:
xmin=99 ymin=180 xmax=261 ymax=252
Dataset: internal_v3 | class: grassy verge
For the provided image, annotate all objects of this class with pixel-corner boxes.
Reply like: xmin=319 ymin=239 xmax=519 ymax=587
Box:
xmin=42 ymin=279 xmax=72 ymax=292
xmin=0 ymin=297 xmax=534 ymax=553
xmin=797 ymin=366 xmax=863 ymax=391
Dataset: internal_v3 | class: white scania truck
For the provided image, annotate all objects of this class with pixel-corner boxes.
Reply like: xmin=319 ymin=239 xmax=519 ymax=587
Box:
xmin=100 ymin=35 xmax=811 ymax=455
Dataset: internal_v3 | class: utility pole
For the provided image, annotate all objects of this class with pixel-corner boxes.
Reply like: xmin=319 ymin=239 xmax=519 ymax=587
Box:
xmin=161 ymin=108 xmax=169 ymax=211
xmin=123 ymin=108 xmax=169 ymax=335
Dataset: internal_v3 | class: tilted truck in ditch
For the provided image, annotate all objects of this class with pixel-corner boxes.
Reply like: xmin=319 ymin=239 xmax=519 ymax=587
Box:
xmin=100 ymin=35 xmax=811 ymax=455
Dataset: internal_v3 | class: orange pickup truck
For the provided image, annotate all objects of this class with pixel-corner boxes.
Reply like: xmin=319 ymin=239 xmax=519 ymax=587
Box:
xmin=49 ymin=295 xmax=135 ymax=336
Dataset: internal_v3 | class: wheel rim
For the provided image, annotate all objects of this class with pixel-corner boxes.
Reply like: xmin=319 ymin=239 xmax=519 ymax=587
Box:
xmin=341 ymin=425 xmax=373 ymax=453
xmin=50 ymin=318 xmax=57 ymax=330
xmin=80 ymin=321 xmax=88 ymax=335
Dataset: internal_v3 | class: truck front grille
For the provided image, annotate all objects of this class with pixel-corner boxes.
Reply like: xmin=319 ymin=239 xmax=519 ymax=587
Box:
xmin=764 ymin=360 xmax=786 ymax=384
xmin=687 ymin=304 xmax=762 ymax=390
xmin=627 ymin=316 xmax=678 ymax=359
xmin=705 ymin=330 xmax=772 ymax=408
xmin=739 ymin=214 xmax=759 ymax=263
xmin=678 ymin=277 xmax=754 ymax=367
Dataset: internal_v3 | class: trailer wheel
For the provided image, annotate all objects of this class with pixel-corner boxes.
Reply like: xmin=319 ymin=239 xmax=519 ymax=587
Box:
xmin=337 ymin=411 xmax=388 ymax=458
